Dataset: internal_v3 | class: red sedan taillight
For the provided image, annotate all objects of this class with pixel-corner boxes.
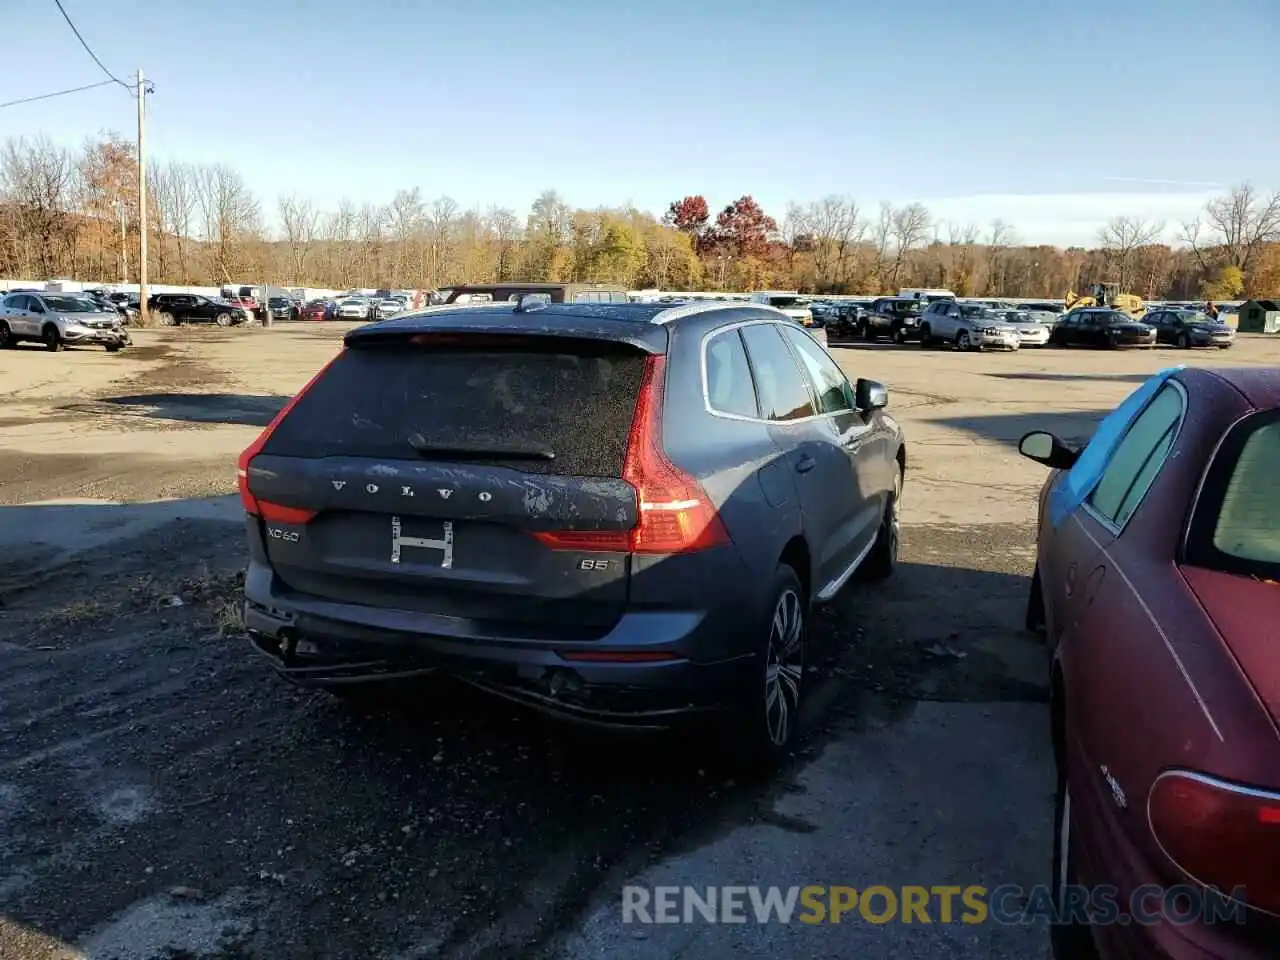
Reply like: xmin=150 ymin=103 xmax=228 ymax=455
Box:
xmin=1148 ymin=770 xmax=1280 ymax=916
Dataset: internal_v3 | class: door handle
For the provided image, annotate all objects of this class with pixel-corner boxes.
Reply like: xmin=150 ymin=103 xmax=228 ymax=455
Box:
xmin=796 ymin=454 xmax=816 ymax=473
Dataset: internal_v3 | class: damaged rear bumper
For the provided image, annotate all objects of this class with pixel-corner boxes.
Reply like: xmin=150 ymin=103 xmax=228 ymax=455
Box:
xmin=244 ymin=596 xmax=752 ymax=729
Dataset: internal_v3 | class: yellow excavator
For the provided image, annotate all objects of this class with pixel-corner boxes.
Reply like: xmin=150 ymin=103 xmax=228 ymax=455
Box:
xmin=1065 ymin=282 xmax=1144 ymax=317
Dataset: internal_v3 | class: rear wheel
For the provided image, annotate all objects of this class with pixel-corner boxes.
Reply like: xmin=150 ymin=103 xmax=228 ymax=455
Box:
xmin=0 ymin=321 xmax=13 ymax=348
xmin=724 ymin=564 xmax=806 ymax=769
xmin=43 ymin=324 xmax=62 ymax=352
xmin=1051 ymin=774 xmax=1101 ymax=960
xmin=1026 ymin=565 xmax=1046 ymax=634
xmin=1177 ymin=331 xmax=1190 ymax=348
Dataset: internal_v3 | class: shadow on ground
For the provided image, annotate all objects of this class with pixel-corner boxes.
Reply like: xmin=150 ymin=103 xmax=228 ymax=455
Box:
xmin=0 ymin=502 xmax=1042 ymax=960
xmin=927 ymin=409 xmax=1111 ymax=450
xmin=987 ymin=372 xmax=1151 ymax=384
xmin=97 ymin=393 xmax=290 ymax=426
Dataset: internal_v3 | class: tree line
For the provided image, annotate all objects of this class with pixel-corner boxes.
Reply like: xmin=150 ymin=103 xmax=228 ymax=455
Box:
xmin=2 ymin=133 xmax=1278 ymax=301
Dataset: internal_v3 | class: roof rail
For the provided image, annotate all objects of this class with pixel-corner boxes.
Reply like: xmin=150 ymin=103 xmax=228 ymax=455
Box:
xmin=651 ymin=300 xmax=751 ymax=325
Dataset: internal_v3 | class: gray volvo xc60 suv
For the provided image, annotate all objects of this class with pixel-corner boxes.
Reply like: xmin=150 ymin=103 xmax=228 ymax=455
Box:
xmin=239 ymin=298 xmax=906 ymax=762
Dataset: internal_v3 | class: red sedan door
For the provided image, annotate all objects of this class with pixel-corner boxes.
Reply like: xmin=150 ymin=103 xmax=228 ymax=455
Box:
xmin=1056 ymin=383 xmax=1193 ymax=892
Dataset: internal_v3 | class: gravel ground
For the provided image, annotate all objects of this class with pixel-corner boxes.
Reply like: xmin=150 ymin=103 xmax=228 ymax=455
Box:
xmin=1 ymin=325 xmax=1276 ymax=959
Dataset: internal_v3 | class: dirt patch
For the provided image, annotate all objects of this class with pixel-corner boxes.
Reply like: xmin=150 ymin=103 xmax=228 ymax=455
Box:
xmin=0 ymin=515 xmax=1043 ymax=960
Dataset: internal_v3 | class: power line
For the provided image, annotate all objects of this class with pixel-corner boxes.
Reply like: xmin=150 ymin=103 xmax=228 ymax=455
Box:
xmin=51 ymin=0 xmax=130 ymax=91
xmin=0 ymin=79 xmax=118 ymax=109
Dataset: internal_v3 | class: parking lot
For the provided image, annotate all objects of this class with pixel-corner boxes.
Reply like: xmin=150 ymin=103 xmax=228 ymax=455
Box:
xmin=3 ymin=327 xmax=1279 ymax=960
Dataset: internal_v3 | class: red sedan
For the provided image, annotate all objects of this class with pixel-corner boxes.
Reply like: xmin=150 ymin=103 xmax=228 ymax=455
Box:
xmin=300 ymin=300 xmax=334 ymax=321
xmin=1021 ymin=365 xmax=1280 ymax=959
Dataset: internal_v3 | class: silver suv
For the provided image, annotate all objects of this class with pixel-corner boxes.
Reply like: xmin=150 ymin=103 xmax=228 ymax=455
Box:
xmin=0 ymin=292 xmax=131 ymax=352
xmin=919 ymin=301 xmax=1020 ymax=351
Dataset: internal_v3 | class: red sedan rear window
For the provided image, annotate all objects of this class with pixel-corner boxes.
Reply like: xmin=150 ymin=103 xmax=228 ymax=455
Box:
xmin=1187 ymin=410 xmax=1280 ymax=579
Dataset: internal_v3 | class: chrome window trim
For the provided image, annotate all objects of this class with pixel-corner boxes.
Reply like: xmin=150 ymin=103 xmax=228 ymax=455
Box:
xmin=700 ymin=316 xmax=856 ymax=426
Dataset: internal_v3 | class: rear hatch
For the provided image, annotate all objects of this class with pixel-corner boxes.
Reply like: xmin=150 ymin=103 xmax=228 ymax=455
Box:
xmin=244 ymin=329 xmax=655 ymax=633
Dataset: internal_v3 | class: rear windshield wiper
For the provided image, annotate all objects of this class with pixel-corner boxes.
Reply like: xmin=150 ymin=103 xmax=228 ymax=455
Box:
xmin=407 ymin=433 xmax=556 ymax=461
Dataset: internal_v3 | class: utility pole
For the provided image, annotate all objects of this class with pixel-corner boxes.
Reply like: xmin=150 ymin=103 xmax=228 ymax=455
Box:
xmin=118 ymin=201 xmax=128 ymax=283
xmin=136 ymin=68 xmax=149 ymax=324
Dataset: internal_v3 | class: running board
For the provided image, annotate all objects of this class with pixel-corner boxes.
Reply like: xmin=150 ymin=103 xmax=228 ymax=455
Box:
xmin=814 ymin=536 xmax=876 ymax=603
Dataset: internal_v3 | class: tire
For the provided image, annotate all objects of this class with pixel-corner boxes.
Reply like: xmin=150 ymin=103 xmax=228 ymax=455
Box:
xmin=215 ymin=312 xmax=231 ymax=327
xmin=104 ymin=343 xmax=122 ymax=352
xmin=158 ymin=311 xmax=174 ymax=326
xmin=957 ymin=330 xmax=972 ymax=351
xmin=864 ymin=465 xmax=902 ymax=580
xmin=1177 ymin=331 xmax=1190 ymax=348
xmin=723 ymin=564 xmax=806 ymax=769
xmin=893 ymin=326 xmax=907 ymax=345
xmin=43 ymin=324 xmax=62 ymax=352
xmin=919 ymin=324 xmax=932 ymax=348
xmin=0 ymin=321 xmax=13 ymax=348
xmin=1026 ymin=565 xmax=1046 ymax=634
xmin=1051 ymin=772 xmax=1101 ymax=960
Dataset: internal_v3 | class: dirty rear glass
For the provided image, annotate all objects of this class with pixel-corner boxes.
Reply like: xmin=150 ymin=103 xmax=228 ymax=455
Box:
xmin=262 ymin=345 xmax=646 ymax=476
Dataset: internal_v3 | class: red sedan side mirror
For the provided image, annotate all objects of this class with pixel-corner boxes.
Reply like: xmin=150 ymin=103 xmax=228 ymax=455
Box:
xmin=1019 ymin=431 xmax=1080 ymax=470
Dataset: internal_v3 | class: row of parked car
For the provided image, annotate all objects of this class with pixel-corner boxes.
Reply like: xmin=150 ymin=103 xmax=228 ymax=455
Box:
xmin=809 ymin=296 xmax=1237 ymax=351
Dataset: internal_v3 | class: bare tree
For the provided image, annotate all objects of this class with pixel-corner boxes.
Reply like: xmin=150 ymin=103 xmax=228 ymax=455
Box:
xmin=1098 ymin=215 xmax=1163 ymax=290
xmin=355 ymin=203 xmax=385 ymax=287
xmin=278 ymin=194 xmax=320 ymax=284
xmin=193 ymin=163 xmax=261 ymax=283
xmin=0 ymin=136 xmax=80 ymax=277
xmin=486 ymin=206 xmax=521 ymax=282
xmin=803 ymin=196 xmax=864 ymax=290
xmin=1181 ymin=183 xmax=1280 ymax=274
xmin=985 ymin=218 xmax=1017 ymax=295
xmin=887 ymin=202 xmax=930 ymax=288
xmin=385 ymin=188 xmax=424 ymax=287
xmin=426 ymin=196 xmax=459 ymax=287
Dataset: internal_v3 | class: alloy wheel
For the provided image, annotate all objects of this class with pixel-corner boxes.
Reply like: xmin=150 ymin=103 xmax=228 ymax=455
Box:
xmin=764 ymin=588 xmax=804 ymax=746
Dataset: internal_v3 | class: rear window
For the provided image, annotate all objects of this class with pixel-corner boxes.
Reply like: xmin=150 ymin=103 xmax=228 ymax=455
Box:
xmin=261 ymin=343 xmax=647 ymax=477
xmin=1187 ymin=411 xmax=1280 ymax=579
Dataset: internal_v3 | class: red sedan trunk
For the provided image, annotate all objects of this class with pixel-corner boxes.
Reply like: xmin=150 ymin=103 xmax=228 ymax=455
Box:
xmin=1182 ymin=567 xmax=1280 ymax=730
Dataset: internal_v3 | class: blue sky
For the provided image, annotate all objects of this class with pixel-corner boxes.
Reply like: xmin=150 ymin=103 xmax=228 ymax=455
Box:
xmin=4 ymin=0 xmax=1276 ymax=246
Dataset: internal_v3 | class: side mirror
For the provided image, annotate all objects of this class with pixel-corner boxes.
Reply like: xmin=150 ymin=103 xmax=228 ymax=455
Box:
xmin=855 ymin=378 xmax=888 ymax=411
xmin=1018 ymin=431 xmax=1079 ymax=470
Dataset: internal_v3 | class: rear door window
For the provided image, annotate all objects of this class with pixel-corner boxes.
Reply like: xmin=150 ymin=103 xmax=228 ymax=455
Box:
xmin=1087 ymin=384 xmax=1184 ymax=528
xmin=739 ymin=323 xmax=815 ymax=422
xmin=704 ymin=329 xmax=759 ymax=419
xmin=262 ymin=342 xmax=647 ymax=477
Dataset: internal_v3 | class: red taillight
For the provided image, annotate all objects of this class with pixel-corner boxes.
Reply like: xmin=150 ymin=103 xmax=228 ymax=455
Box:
xmin=1148 ymin=770 xmax=1280 ymax=915
xmin=531 ymin=355 xmax=730 ymax=555
xmin=238 ymin=350 xmax=344 ymax=517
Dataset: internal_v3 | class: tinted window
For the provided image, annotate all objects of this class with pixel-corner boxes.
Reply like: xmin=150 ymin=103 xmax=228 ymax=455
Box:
xmin=3 ymin=294 xmax=28 ymax=309
xmin=704 ymin=329 xmax=759 ymax=419
xmin=1088 ymin=385 xmax=1183 ymax=526
xmin=739 ymin=323 xmax=815 ymax=421
xmin=1187 ymin=412 xmax=1280 ymax=578
xmin=262 ymin=343 xmax=646 ymax=477
xmin=780 ymin=326 xmax=852 ymax=414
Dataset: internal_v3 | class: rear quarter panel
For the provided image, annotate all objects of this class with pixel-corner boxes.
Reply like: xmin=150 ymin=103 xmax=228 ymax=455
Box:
xmin=657 ymin=315 xmax=802 ymax=653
